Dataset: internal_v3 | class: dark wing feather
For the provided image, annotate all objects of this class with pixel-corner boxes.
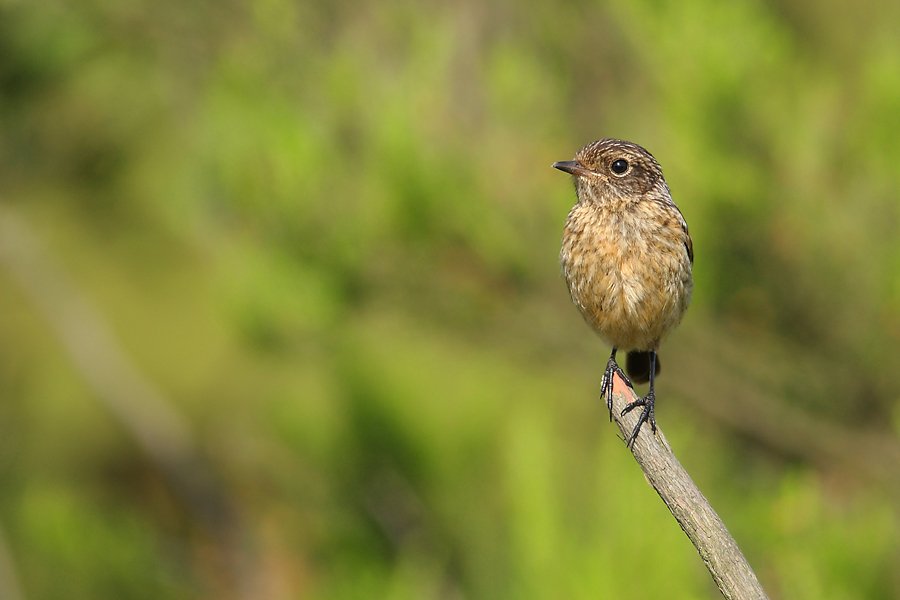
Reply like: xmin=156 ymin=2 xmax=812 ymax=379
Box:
xmin=681 ymin=220 xmax=693 ymax=265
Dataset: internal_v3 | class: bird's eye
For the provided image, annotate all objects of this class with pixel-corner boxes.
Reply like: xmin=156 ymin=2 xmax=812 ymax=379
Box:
xmin=610 ymin=159 xmax=629 ymax=175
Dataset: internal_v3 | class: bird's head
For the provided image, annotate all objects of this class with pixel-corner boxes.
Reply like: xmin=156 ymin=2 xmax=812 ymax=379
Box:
xmin=553 ymin=139 xmax=667 ymax=206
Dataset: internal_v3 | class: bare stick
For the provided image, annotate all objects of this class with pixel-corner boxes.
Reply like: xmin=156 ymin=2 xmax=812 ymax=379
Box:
xmin=609 ymin=374 xmax=769 ymax=600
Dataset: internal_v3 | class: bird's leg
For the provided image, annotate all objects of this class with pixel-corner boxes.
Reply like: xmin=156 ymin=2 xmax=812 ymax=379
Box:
xmin=600 ymin=347 xmax=632 ymax=421
xmin=622 ymin=350 xmax=658 ymax=448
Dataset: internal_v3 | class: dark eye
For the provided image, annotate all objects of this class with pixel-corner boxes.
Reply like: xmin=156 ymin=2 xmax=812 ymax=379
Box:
xmin=610 ymin=159 xmax=629 ymax=175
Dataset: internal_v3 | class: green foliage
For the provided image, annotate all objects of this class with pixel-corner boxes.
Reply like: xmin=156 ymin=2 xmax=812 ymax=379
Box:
xmin=1 ymin=0 xmax=900 ymax=598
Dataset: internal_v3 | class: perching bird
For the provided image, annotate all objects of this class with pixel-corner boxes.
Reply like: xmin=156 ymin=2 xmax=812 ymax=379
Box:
xmin=554 ymin=139 xmax=693 ymax=447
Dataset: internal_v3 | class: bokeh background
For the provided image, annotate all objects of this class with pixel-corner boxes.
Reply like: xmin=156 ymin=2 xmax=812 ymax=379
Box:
xmin=1 ymin=0 xmax=900 ymax=598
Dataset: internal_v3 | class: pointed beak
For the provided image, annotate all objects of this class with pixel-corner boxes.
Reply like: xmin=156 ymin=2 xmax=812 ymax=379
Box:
xmin=552 ymin=160 xmax=593 ymax=178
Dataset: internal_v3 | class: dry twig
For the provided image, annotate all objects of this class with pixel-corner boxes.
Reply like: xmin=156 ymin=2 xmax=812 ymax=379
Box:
xmin=608 ymin=374 xmax=769 ymax=600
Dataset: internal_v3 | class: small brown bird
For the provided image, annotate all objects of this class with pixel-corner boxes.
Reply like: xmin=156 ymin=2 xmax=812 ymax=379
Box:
xmin=554 ymin=139 xmax=693 ymax=447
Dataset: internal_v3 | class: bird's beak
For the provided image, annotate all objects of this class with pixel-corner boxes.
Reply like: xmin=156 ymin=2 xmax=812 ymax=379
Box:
xmin=552 ymin=160 xmax=593 ymax=178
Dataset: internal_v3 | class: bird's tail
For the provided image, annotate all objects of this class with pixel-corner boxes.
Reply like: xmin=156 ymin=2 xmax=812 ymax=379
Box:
xmin=625 ymin=350 xmax=660 ymax=384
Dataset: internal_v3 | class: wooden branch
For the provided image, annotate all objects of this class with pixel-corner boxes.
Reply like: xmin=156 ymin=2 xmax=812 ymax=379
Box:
xmin=608 ymin=374 xmax=769 ymax=600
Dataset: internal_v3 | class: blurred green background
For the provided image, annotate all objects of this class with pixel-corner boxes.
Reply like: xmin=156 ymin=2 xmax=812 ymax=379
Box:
xmin=1 ymin=0 xmax=900 ymax=598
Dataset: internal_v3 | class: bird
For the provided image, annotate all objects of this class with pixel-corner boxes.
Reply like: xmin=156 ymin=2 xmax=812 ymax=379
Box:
xmin=554 ymin=139 xmax=693 ymax=447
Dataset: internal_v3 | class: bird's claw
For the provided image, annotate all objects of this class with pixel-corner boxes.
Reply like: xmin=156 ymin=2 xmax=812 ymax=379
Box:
xmin=600 ymin=356 xmax=632 ymax=421
xmin=621 ymin=389 xmax=656 ymax=448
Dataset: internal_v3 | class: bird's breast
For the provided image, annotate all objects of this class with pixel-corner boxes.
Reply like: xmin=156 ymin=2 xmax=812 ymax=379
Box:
xmin=560 ymin=202 xmax=692 ymax=350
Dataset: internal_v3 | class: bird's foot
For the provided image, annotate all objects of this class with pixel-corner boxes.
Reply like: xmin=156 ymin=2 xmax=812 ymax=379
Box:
xmin=601 ymin=356 xmax=633 ymax=421
xmin=621 ymin=388 xmax=656 ymax=448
